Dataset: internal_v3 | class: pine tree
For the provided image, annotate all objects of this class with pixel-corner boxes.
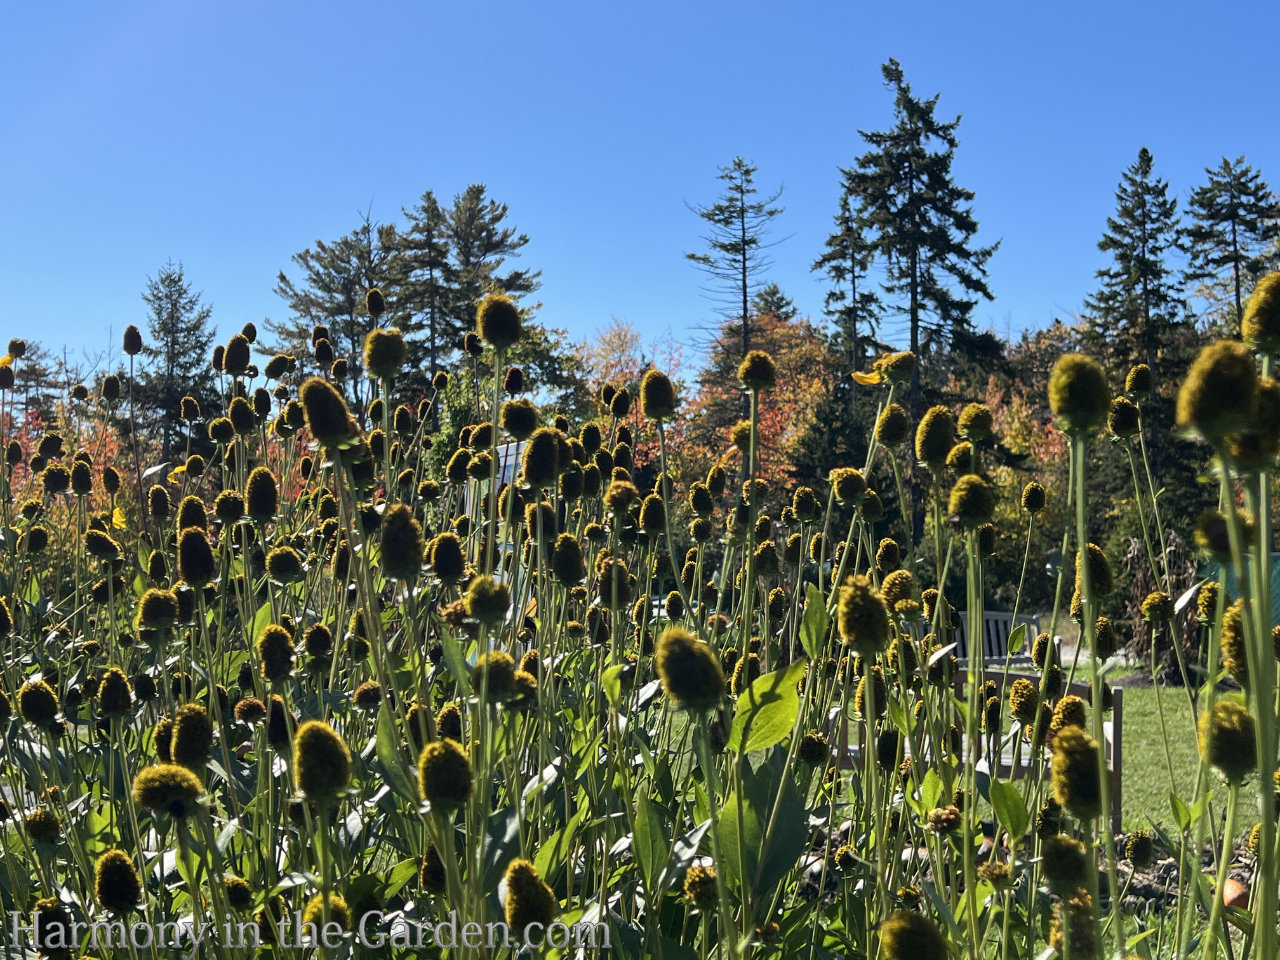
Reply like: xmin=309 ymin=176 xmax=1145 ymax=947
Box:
xmin=393 ymin=189 xmax=456 ymax=382
xmin=846 ymin=59 xmax=996 ymax=411
xmin=813 ymin=189 xmax=882 ymax=373
xmin=685 ymin=157 xmax=785 ymax=361
xmin=447 ymin=184 xmax=540 ymax=335
xmin=268 ymin=213 xmax=400 ymax=408
xmin=136 ymin=262 xmax=218 ymax=461
xmin=1082 ymin=147 xmax=1186 ymax=378
xmin=1183 ymin=155 xmax=1280 ymax=328
xmin=1083 ymin=148 xmax=1200 ymax=524
xmin=752 ymin=283 xmax=797 ymax=323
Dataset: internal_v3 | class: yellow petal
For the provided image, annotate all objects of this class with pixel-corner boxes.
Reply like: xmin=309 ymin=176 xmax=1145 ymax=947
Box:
xmin=851 ymin=371 xmax=882 ymax=386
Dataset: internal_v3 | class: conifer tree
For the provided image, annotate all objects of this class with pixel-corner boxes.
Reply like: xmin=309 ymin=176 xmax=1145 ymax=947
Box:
xmin=1183 ymin=155 xmax=1280 ymax=328
xmin=846 ymin=59 xmax=996 ymax=412
xmin=1082 ymin=147 xmax=1186 ymax=378
xmin=268 ymin=213 xmax=400 ymax=408
xmin=685 ymin=157 xmax=785 ymax=361
xmin=393 ymin=189 xmax=456 ymax=380
xmin=136 ymin=262 xmax=218 ymax=461
xmin=447 ymin=184 xmax=540 ymax=334
xmin=813 ymin=189 xmax=881 ymax=374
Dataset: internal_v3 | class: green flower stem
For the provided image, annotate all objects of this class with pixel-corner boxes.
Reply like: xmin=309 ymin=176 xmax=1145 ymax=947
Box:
xmin=1072 ymin=434 xmax=1122 ymax=956
xmin=693 ymin=717 xmax=739 ymax=956
xmin=961 ymin=530 xmax=983 ymax=956
xmin=1201 ymin=780 xmax=1241 ymax=960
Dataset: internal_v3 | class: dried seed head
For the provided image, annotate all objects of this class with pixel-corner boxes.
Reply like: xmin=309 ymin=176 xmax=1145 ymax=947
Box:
xmin=299 ymin=377 xmax=358 ymax=449
xmin=1051 ymin=725 xmax=1101 ymax=821
xmin=178 ymin=528 xmax=216 ymax=587
xmin=418 ymin=738 xmax=473 ymax=811
xmin=838 ymin=575 xmax=891 ymax=655
xmin=874 ymin=402 xmax=910 ymax=447
xmin=302 ymin=893 xmax=352 ymax=931
xmin=1177 ymin=339 xmax=1259 ymax=443
xmin=476 ymin=293 xmax=523 ymax=350
xmin=123 ymin=324 xmax=144 ymax=356
xmin=1242 ymin=271 xmax=1280 ymax=354
xmin=640 ymin=369 xmax=677 ymax=420
xmin=879 ymin=910 xmax=948 ymax=960
xmin=293 ymin=720 xmax=352 ymax=800
xmin=223 ymin=333 xmax=251 ymax=375
xmin=364 ymin=327 xmax=406 ymax=379
xmin=957 ymin=402 xmax=994 ymax=442
xmin=657 ymin=627 xmax=725 ymax=711
xmin=738 ymin=349 xmax=777 ymax=390
xmin=1021 ymin=481 xmax=1046 ymax=514
xmin=132 ymin=763 xmax=204 ymax=817
xmin=98 ymin=668 xmax=133 ymax=716
xmin=18 ymin=680 xmax=59 ymax=728
xmin=948 ymin=474 xmax=994 ymax=528
xmin=682 ymin=864 xmax=719 ymax=909
xmin=464 ymin=576 xmax=509 ymax=625
xmin=504 ymin=858 xmax=557 ymax=933
xmin=1107 ymin=396 xmax=1140 ymax=438
xmin=1199 ymin=699 xmax=1256 ymax=784
xmin=428 ymin=532 xmax=465 ymax=583
xmin=95 ymin=849 xmax=142 ymax=914
xmin=170 ymin=703 xmax=213 ymax=767
xmin=500 ymin=397 xmax=539 ymax=441
xmin=915 ymin=406 xmax=957 ymax=469
xmin=1049 ymin=352 xmax=1111 ymax=435
xmin=245 ymin=466 xmax=278 ymax=523
xmin=257 ymin=624 xmax=295 ymax=681
xmin=1125 ymin=829 xmax=1154 ymax=868
xmin=381 ymin=504 xmax=424 ymax=581
xmin=1041 ymin=834 xmax=1088 ymax=893
xmin=1075 ymin=542 xmax=1114 ymax=597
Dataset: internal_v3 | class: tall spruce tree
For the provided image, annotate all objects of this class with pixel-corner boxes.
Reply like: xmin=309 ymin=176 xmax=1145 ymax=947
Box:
xmin=813 ymin=189 xmax=882 ymax=374
xmin=1082 ymin=147 xmax=1186 ymax=378
xmin=136 ymin=262 xmax=218 ymax=461
xmin=269 ymin=213 xmax=400 ymax=408
xmin=846 ymin=59 xmax=996 ymax=412
xmin=393 ymin=189 xmax=456 ymax=384
xmin=447 ymin=184 xmax=540 ymax=336
xmin=1183 ymin=155 xmax=1280 ymax=328
xmin=1083 ymin=148 xmax=1201 ymax=525
xmin=752 ymin=283 xmax=797 ymax=323
xmin=685 ymin=157 xmax=785 ymax=361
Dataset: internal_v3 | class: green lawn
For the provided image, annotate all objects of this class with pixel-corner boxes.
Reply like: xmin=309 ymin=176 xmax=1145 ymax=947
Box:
xmin=1119 ymin=685 xmax=1255 ymax=832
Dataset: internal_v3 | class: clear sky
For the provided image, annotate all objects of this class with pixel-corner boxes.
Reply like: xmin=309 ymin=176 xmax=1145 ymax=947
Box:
xmin=3 ymin=0 xmax=1278 ymax=371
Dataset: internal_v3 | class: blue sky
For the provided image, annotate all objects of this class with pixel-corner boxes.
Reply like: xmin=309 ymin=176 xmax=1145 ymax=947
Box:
xmin=3 ymin=0 xmax=1278 ymax=372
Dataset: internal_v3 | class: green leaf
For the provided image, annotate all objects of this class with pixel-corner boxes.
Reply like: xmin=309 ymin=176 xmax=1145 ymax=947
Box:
xmin=440 ymin=633 xmax=472 ymax=688
xmin=602 ymin=663 xmax=627 ymax=709
xmin=374 ymin=706 xmax=418 ymax=805
xmin=728 ymin=660 xmax=806 ymax=755
xmin=249 ymin=601 xmax=272 ymax=642
xmin=535 ymin=808 xmax=585 ymax=888
xmin=633 ymin=795 xmax=668 ymax=893
xmin=921 ymin=768 xmax=944 ymax=811
xmin=989 ymin=780 xmax=1029 ymax=839
xmin=1170 ymin=791 xmax=1191 ymax=832
xmin=1007 ymin=623 xmax=1027 ymax=655
xmin=800 ymin=583 xmax=830 ymax=660
xmin=385 ymin=858 xmax=419 ymax=898
xmin=719 ymin=748 xmax=808 ymax=902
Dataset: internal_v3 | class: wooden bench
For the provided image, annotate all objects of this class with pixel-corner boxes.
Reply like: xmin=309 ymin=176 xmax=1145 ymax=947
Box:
xmin=953 ymin=611 xmax=1041 ymax=665
xmin=958 ymin=668 xmax=1124 ymax=835
xmin=835 ymin=666 xmax=1123 ymax=835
